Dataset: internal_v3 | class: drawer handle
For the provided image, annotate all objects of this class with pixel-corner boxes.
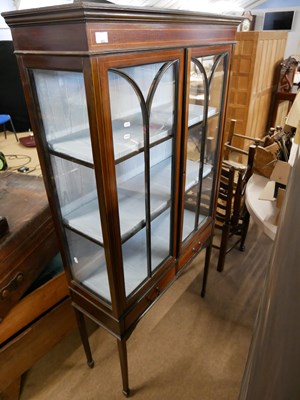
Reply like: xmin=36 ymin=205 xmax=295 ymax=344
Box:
xmin=146 ymin=286 xmax=161 ymax=303
xmin=1 ymin=272 xmax=24 ymax=299
xmin=192 ymin=242 xmax=202 ymax=253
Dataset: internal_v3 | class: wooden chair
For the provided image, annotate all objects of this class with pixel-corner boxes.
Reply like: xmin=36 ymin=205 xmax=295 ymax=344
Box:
xmin=201 ymin=144 xmax=256 ymax=297
xmin=223 ymin=119 xmax=260 ymax=166
xmin=213 ymin=144 xmax=256 ymax=272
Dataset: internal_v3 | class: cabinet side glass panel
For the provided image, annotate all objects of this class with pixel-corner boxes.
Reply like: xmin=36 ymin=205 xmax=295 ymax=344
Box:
xmin=32 ymin=69 xmax=111 ymax=304
xmin=182 ymin=55 xmax=226 ymax=242
xmin=108 ymin=61 xmax=176 ymax=297
xmin=65 ymin=228 xmax=111 ymax=302
xmin=51 ymin=156 xmax=103 ymax=243
xmin=32 ymin=70 xmax=93 ymax=164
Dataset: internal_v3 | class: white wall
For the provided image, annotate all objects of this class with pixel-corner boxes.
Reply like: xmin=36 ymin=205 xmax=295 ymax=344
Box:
xmin=253 ymin=7 xmax=300 ymax=58
xmin=285 ymin=11 xmax=300 ymax=57
xmin=0 ymin=1 xmax=74 ymax=41
xmin=0 ymin=0 xmax=15 ymax=40
xmin=18 ymin=0 xmax=72 ymax=9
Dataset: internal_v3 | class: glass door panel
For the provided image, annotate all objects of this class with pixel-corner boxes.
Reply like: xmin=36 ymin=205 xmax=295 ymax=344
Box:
xmin=108 ymin=60 xmax=177 ymax=297
xmin=32 ymin=69 xmax=111 ymax=303
xmin=182 ymin=54 xmax=228 ymax=243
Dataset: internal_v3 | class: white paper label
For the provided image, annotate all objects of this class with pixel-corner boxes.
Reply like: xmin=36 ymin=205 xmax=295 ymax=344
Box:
xmin=95 ymin=31 xmax=108 ymax=44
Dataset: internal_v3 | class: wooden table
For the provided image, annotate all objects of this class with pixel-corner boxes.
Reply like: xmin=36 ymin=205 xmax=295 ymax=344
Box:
xmin=0 ymin=172 xmax=75 ymax=400
xmin=269 ymin=85 xmax=298 ymax=127
xmin=245 ymin=173 xmax=278 ymax=241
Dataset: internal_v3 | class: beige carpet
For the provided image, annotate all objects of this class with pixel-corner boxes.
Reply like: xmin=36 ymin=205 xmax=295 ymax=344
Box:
xmin=19 ymin=222 xmax=273 ymax=400
xmin=0 ymin=130 xmax=41 ymax=176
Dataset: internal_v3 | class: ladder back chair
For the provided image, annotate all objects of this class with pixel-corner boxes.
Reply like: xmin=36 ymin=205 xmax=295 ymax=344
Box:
xmin=201 ymin=144 xmax=256 ymax=297
xmin=213 ymin=145 xmax=256 ymax=272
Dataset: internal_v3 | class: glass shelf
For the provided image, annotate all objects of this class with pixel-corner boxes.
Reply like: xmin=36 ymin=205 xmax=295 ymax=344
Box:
xmin=48 ymin=129 xmax=93 ymax=164
xmin=188 ymin=104 xmax=217 ymax=127
xmin=65 ymin=228 xmax=111 ymax=302
xmin=112 ymin=105 xmax=173 ymax=161
xmin=80 ymin=208 xmax=172 ymax=298
xmin=51 ymin=137 xmax=208 ymax=245
xmin=111 ymin=104 xmax=216 ymax=161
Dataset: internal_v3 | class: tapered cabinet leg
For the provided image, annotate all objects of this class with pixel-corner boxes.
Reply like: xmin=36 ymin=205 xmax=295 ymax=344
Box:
xmin=117 ymin=338 xmax=130 ymax=397
xmin=201 ymin=241 xmax=212 ymax=298
xmin=74 ymin=308 xmax=94 ymax=368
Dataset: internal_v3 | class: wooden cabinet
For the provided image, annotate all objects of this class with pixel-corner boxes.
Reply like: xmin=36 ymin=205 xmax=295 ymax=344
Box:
xmin=225 ymin=31 xmax=287 ymax=145
xmin=0 ymin=173 xmax=75 ymax=400
xmin=4 ymin=3 xmax=239 ymax=395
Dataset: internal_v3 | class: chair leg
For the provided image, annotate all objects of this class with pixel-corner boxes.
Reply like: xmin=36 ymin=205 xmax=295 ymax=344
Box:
xmin=239 ymin=211 xmax=250 ymax=251
xmin=201 ymin=240 xmax=212 ymax=298
xmin=217 ymin=224 xmax=230 ymax=272
xmin=2 ymin=124 xmax=7 ymax=139
xmin=9 ymin=119 xmax=18 ymax=142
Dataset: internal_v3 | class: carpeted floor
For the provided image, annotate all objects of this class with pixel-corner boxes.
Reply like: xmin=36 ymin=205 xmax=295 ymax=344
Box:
xmin=0 ymin=130 xmax=40 ymax=176
xmin=19 ymin=221 xmax=273 ymax=400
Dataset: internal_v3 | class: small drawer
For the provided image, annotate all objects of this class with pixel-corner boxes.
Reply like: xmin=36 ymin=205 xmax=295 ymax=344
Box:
xmin=178 ymin=222 xmax=212 ymax=270
xmin=0 ymin=228 xmax=58 ymax=321
xmin=124 ymin=265 xmax=176 ymax=333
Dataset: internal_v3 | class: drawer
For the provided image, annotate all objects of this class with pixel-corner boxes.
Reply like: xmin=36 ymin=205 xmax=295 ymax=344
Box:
xmin=0 ymin=217 xmax=58 ymax=320
xmin=0 ymin=173 xmax=59 ymax=320
xmin=124 ymin=265 xmax=176 ymax=336
xmin=178 ymin=222 xmax=212 ymax=270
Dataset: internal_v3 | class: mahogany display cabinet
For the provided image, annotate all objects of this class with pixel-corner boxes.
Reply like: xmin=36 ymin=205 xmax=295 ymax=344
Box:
xmin=3 ymin=3 xmax=240 ymax=396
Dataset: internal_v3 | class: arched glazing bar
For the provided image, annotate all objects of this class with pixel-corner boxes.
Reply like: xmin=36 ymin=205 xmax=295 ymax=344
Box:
xmin=190 ymin=57 xmax=209 ymax=230
xmin=146 ymin=60 xmax=178 ymax=113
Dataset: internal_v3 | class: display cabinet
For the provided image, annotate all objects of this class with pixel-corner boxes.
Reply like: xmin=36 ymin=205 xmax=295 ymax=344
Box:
xmin=3 ymin=3 xmax=240 ymax=395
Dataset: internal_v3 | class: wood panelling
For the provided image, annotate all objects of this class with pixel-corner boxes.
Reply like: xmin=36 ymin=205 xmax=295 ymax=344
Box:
xmin=225 ymin=31 xmax=287 ymax=146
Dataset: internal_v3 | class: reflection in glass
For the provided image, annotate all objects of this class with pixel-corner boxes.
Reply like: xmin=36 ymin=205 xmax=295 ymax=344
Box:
xmin=182 ymin=54 xmax=228 ymax=242
xmin=108 ymin=61 xmax=177 ymax=296
xmin=33 ymin=70 xmax=93 ymax=163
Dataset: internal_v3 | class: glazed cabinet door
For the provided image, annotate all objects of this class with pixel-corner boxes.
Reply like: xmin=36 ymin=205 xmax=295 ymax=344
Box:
xmin=99 ymin=50 xmax=184 ymax=302
xmin=181 ymin=47 xmax=231 ymax=247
